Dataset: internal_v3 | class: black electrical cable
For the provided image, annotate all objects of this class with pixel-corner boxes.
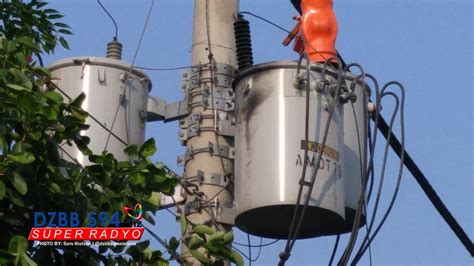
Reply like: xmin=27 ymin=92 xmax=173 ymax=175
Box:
xmin=328 ymin=234 xmax=340 ymax=265
xmin=281 ymin=54 xmax=309 ymax=264
xmin=247 ymin=233 xmax=252 ymax=266
xmin=349 ymin=93 xmax=373 ymax=266
xmin=366 ymin=121 xmax=375 ymax=204
xmin=337 ymin=67 xmax=369 ymax=266
xmin=239 ymin=11 xmax=290 ymax=34
xmin=370 ymin=109 xmax=474 ymax=257
xmin=234 ymin=239 xmax=280 ymax=248
xmin=97 ymin=0 xmax=119 ymax=39
xmin=135 ymin=65 xmax=200 ymax=71
xmin=253 ymin=237 xmax=264 ymax=262
xmin=347 ymin=69 xmax=375 ymax=266
xmin=143 ymin=225 xmax=182 ymax=263
xmin=348 ymin=91 xmax=401 ymax=265
xmin=338 ymin=72 xmax=381 ymax=266
xmin=352 ymin=84 xmax=406 ymax=264
xmin=280 ymin=56 xmax=343 ymax=266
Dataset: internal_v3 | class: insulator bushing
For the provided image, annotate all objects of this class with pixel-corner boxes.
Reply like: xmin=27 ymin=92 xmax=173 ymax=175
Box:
xmin=234 ymin=15 xmax=254 ymax=71
xmin=106 ymin=38 xmax=123 ymax=60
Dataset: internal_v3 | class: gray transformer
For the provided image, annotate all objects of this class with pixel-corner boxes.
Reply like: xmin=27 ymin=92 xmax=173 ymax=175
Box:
xmin=233 ymin=61 xmax=368 ymax=239
xmin=48 ymin=57 xmax=152 ymax=164
xmin=234 ymin=61 xmax=346 ymax=239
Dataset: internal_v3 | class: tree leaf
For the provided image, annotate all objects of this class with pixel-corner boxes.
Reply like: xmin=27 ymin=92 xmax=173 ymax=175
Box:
xmin=49 ymin=182 xmax=61 ymax=193
xmin=44 ymin=8 xmax=59 ymax=14
xmin=18 ymin=91 xmax=35 ymax=112
xmin=20 ymin=253 xmax=37 ymax=266
xmin=15 ymin=53 xmax=26 ymax=66
xmin=69 ymin=92 xmax=86 ymax=108
xmin=6 ymin=84 xmax=28 ymax=91
xmin=189 ymin=249 xmax=208 ymax=264
xmin=144 ymin=192 xmax=160 ymax=208
xmin=142 ymin=212 xmax=155 ymax=225
xmin=207 ymin=231 xmax=224 ymax=243
xmin=188 ymin=235 xmax=203 ymax=249
xmin=7 ymin=152 xmax=35 ymax=164
xmin=48 ymin=14 xmax=64 ymax=19
xmin=124 ymin=144 xmax=139 ymax=156
xmin=32 ymin=66 xmax=51 ymax=78
xmin=54 ymin=22 xmax=71 ymax=29
xmin=193 ymin=224 xmax=215 ymax=235
xmin=139 ymin=138 xmax=156 ymax=158
xmin=180 ymin=215 xmax=186 ymax=235
xmin=8 ymin=236 xmax=28 ymax=256
xmin=231 ymin=250 xmax=244 ymax=266
xmin=10 ymin=172 xmax=27 ymax=195
xmin=0 ymin=180 xmax=6 ymax=199
xmin=223 ymin=231 xmax=234 ymax=245
xmin=168 ymin=237 xmax=179 ymax=251
xmin=59 ymin=36 xmax=69 ymax=49
xmin=44 ymin=91 xmax=63 ymax=104
xmin=7 ymin=40 xmax=17 ymax=53
xmin=130 ymin=172 xmax=145 ymax=185
xmin=58 ymin=29 xmax=73 ymax=35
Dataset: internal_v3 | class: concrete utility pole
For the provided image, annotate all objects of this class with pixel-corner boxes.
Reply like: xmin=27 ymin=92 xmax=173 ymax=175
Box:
xmin=179 ymin=0 xmax=238 ymax=263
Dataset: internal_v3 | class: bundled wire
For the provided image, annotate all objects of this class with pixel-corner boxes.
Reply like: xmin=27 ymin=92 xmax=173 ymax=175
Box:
xmin=337 ymin=76 xmax=405 ymax=265
xmin=279 ymin=56 xmax=344 ymax=266
xmin=350 ymin=82 xmax=405 ymax=265
xmin=336 ymin=66 xmax=374 ymax=265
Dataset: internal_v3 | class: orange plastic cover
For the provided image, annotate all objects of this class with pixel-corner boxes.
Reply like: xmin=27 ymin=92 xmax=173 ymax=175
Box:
xmin=283 ymin=0 xmax=338 ymax=63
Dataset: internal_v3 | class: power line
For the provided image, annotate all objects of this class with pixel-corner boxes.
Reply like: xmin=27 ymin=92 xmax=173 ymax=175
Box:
xmin=239 ymin=11 xmax=290 ymax=34
xmin=328 ymin=235 xmax=340 ymax=265
xmin=350 ymin=86 xmax=405 ymax=264
xmin=135 ymin=64 xmax=205 ymax=71
xmin=47 ymin=81 xmax=128 ymax=146
xmin=128 ymin=0 xmax=155 ymax=71
xmin=370 ymin=112 xmax=474 ymax=258
xmin=233 ymin=239 xmax=279 ymax=248
xmin=97 ymin=0 xmax=119 ymax=39
xmin=279 ymin=56 xmax=344 ymax=266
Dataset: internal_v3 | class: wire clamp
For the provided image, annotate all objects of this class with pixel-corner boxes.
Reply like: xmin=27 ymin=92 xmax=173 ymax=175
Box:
xmin=177 ymin=142 xmax=235 ymax=166
xmin=298 ymin=179 xmax=311 ymax=187
xmin=196 ymin=170 xmax=231 ymax=187
xmin=215 ymin=200 xmax=235 ymax=225
xmin=183 ymin=198 xmax=201 ymax=215
xmin=179 ymin=113 xmax=202 ymax=129
xmin=178 ymin=124 xmax=201 ymax=145
xmin=202 ymin=97 xmax=234 ymax=111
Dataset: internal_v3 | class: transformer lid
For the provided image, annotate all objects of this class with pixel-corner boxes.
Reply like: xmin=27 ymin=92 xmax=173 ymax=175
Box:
xmin=48 ymin=56 xmax=152 ymax=91
xmin=233 ymin=60 xmax=370 ymax=96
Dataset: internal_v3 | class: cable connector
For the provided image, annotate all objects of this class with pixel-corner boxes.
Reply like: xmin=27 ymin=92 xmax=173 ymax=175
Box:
xmin=278 ymin=251 xmax=291 ymax=266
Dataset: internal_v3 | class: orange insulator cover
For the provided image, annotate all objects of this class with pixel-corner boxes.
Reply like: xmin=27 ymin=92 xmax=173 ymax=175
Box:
xmin=299 ymin=0 xmax=338 ymax=63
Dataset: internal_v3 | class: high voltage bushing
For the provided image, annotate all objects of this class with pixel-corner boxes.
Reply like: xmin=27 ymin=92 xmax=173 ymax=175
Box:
xmin=234 ymin=14 xmax=254 ymax=71
xmin=106 ymin=38 xmax=123 ymax=60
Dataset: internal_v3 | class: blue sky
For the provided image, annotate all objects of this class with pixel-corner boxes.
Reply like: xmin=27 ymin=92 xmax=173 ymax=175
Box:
xmin=46 ymin=0 xmax=472 ymax=265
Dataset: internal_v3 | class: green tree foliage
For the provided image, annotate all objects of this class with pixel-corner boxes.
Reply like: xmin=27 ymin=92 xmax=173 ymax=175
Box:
xmin=0 ymin=0 xmax=242 ymax=265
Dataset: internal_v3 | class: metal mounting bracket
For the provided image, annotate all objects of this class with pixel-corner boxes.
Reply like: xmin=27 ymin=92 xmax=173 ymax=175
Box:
xmin=146 ymin=96 xmax=189 ymax=122
xmin=177 ymin=142 xmax=235 ymax=166
xmin=184 ymin=170 xmax=231 ymax=187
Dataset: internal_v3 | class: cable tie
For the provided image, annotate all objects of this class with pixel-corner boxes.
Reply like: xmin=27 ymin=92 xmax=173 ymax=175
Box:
xmin=298 ymin=179 xmax=311 ymax=187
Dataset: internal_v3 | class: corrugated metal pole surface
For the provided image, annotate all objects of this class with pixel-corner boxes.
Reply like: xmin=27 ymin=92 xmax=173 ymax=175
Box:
xmin=179 ymin=0 xmax=238 ymax=264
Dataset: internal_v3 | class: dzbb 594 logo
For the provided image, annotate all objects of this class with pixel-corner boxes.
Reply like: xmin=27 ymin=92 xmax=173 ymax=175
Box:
xmin=28 ymin=203 xmax=144 ymax=241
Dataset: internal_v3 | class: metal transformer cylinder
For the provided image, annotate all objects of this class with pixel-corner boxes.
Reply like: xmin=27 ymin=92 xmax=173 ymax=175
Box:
xmin=341 ymin=73 xmax=369 ymax=232
xmin=48 ymin=57 xmax=152 ymax=164
xmin=234 ymin=61 xmax=345 ymax=239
